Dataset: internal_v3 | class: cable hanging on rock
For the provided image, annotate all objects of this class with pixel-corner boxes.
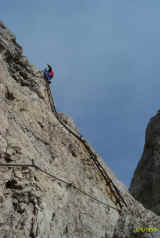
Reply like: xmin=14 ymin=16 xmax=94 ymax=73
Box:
xmin=0 ymin=161 xmax=120 ymax=213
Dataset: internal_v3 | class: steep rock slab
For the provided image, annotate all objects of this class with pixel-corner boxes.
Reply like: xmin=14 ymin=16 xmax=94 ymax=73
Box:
xmin=130 ymin=111 xmax=160 ymax=216
xmin=0 ymin=20 xmax=120 ymax=238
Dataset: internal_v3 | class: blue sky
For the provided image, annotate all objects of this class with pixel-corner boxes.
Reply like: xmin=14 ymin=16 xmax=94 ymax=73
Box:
xmin=1 ymin=0 xmax=160 ymax=187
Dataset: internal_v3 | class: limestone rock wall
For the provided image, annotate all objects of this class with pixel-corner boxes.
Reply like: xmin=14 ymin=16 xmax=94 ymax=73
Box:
xmin=130 ymin=111 xmax=160 ymax=216
xmin=0 ymin=20 xmax=119 ymax=238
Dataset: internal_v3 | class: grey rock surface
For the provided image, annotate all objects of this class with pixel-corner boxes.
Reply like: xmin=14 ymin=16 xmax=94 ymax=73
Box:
xmin=58 ymin=112 xmax=80 ymax=135
xmin=130 ymin=111 xmax=160 ymax=216
xmin=0 ymin=20 xmax=160 ymax=238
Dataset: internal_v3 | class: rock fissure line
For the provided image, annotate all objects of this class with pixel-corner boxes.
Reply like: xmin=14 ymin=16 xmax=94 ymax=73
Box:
xmin=46 ymin=82 xmax=128 ymax=212
xmin=0 ymin=161 xmax=119 ymax=212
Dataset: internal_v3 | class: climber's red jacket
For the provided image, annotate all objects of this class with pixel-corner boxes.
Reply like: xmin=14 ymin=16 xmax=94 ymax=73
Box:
xmin=49 ymin=71 xmax=54 ymax=78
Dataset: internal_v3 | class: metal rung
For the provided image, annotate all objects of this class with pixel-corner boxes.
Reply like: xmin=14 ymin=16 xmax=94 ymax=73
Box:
xmin=45 ymin=81 xmax=127 ymax=211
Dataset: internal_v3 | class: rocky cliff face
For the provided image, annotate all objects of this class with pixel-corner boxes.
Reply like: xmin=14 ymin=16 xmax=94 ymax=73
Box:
xmin=130 ymin=111 xmax=160 ymax=216
xmin=0 ymin=21 xmax=160 ymax=238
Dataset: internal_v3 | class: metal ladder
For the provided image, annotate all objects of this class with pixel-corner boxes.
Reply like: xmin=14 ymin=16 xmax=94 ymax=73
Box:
xmin=46 ymin=82 xmax=128 ymax=212
xmin=46 ymin=82 xmax=57 ymax=114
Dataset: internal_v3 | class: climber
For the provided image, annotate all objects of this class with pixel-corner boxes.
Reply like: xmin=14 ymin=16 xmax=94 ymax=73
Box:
xmin=44 ymin=64 xmax=54 ymax=84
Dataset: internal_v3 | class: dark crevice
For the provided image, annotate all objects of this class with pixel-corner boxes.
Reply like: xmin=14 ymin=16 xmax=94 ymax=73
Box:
xmin=12 ymin=201 xmax=25 ymax=214
xmin=0 ymin=152 xmax=13 ymax=162
xmin=51 ymin=213 xmax=55 ymax=221
xmin=4 ymin=153 xmax=12 ymax=162
xmin=5 ymin=87 xmax=15 ymax=101
xmin=6 ymin=179 xmax=23 ymax=190
xmin=64 ymin=225 xmax=69 ymax=234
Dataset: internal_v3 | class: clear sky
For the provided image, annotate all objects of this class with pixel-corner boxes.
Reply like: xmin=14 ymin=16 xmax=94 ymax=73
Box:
xmin=1 ymin=0 xmax=160 ymax=187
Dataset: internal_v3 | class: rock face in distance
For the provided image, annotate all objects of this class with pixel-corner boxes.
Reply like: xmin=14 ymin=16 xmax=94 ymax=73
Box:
xmin=130 ymin=111 xmax=160 ymax=216
xmin=0 ymin=20 xmax=160 ymax=238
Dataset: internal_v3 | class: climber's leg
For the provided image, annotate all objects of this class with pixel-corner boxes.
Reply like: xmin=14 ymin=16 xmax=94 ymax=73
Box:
xmin=44 ymin=71 xmax=51 ymax=83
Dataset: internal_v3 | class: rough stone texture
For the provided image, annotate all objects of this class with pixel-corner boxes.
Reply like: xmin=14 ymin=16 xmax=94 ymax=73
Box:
xmin=0 ymin=20 xmax=160 ymax=238
xmin=130 ymin=111 xmax=160 ymax=216
xmin=58 ymin=112 xmax=80 ymax=135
